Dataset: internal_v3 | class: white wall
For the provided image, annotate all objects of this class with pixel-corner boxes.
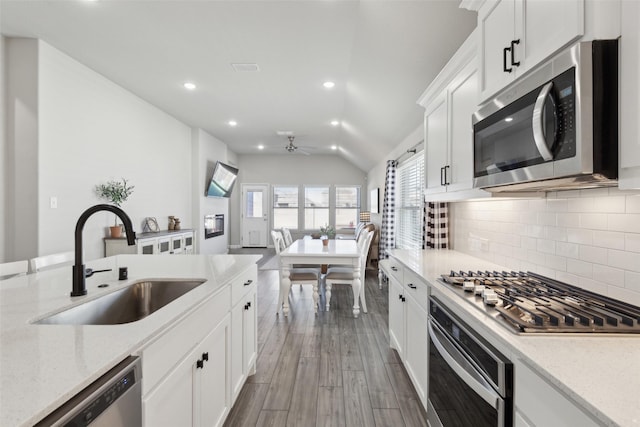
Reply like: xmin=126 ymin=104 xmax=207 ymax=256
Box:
xmin=6 ymin=39 xmax=194 ymax=262
xmin=451 ymin=188 xmax=640 ymax=307
xmin=191 ymin=128 xmax=236 ymax=254
xmin=0 ymin=36 xmax=6 ymax=262
xmin=232 ymin=153 xmax=367 ymax=246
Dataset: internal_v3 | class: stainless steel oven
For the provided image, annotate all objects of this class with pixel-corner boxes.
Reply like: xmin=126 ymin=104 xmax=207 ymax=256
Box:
xmin=472 ymin=40 xmax=618 ymax=192
xmin=428 ymin=297 xmax=513 ymax=427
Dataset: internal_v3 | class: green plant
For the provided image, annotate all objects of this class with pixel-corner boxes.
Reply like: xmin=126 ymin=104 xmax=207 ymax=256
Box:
xmin=320 ymin=224 xmax=336 ymax=239
xmin=95 ymin=178 xmax=134 ymax=225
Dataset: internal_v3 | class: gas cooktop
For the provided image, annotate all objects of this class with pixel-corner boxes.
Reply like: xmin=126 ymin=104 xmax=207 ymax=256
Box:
xmin=440 ymin=271 xmax=640 ymax=334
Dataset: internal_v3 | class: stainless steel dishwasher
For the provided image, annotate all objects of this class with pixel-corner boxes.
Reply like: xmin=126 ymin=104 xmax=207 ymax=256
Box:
xmin=35 ymin=356 xmax=142 ymax=427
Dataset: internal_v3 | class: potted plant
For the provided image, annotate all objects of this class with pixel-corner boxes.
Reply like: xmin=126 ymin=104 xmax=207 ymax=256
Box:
xmin=320 ymin=224 xmax=335 ymax=246
xmin=95 ymin=178 xmax=134 ymax=237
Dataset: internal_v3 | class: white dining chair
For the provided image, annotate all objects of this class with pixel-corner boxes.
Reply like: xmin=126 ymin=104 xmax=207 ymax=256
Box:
xmin=281 ymin=227 xmax=293 ymax=247
xmin=0 ymin=260 xmax=29 ymax=280
xmin=324 ymin=229 xmax=374 ymax=315
xmin=271 ymin=230 xmax=320 ymax=315
xmin=29 ymin=251 xmax=74 ymax=273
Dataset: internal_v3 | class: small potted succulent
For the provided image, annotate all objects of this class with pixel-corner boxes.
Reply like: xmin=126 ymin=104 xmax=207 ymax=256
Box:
xmin=320 ymin=224 xmax=336 ymax=246
xmin=95 ymin=178 xmax=134 ymax=237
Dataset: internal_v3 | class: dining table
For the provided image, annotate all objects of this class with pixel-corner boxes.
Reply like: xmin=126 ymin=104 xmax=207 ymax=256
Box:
xmin=279 ymin=237 xmax=362 ymax=317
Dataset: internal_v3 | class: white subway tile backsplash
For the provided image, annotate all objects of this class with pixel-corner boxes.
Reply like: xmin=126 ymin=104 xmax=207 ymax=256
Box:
xmin=536 ymin=239 xmax=556 ymax=255
xmin=567 ymin=259 xmax=593 ymax=278
xmin=592 ymin=230 xmax=625 ymax=250
xmin=546 ymin=198 xmax=568 ymax=212
xmin=608 ymin=249 xmax=640 ymax=273
xmin=545 ymin=254 xmax=567 ymax=271
xmin=557 ymin=213 xmax=580 ymax=227
xmin=579 ymin=245 xmax=607 ymax=264
xmin=566 ymin=228 xmax=593 ymax=245
xmin=598 ymin=196 xmax=626 ymax=213
xmin=625 ymin=195 xmax=640 ymax=213
xmin=537 ymin=212 xmax=556 ymax=226
xmin=568 ymin=197 xmax=595 ymax=212
xmin=607 ymin=214 xmax=640 ymax=233
xmin=624 ymin=234 xmax=640 ymax=253
xmin=578 ymin=277 xmax=609 ymax=295
xmin=544 ymin=226 xmax=567 ymax=242
xmin=592 ymin=264 xmax=625 ymax=286
xmin=579 ymin=213 xmax=608 ymax=230
xmin=556 ymin=242 xmax=580 ymax=259
xmin=624 ymin=271 xmax=640 ymax=293
xmin=607 ymin=286 xmax=640 ymax=307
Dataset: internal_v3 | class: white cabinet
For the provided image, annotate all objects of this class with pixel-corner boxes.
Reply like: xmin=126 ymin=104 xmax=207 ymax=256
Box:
xmin=514 ymin=358 xmax=601 ymax=427
xmin=478 ymin=0 xmax=584 ymax=101
xmin=619 ymin=0 xmax=640 ymax=188
xmin=230 ymin=268 xmax=258 ymax=403
xmin=105 ymin=230 xmax=196 ymax=257
xmin=420 ymin=31 xmax=484 ymax=201
xmin=382 ymin=258 xmax=429 ymax=410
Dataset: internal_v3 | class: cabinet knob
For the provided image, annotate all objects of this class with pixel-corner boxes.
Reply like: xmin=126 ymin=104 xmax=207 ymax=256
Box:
xmin=244 ymin=279 xmax=253 ymax=286
xmin=196 ymin=359 xmax=204 ymax=369
xmin=202 ymin=352 xmax=209 ymax=362
xmin=398 ymin=294 xmax=403 ymax=300
xmin=247 ymin=301 xmax=252 ymax=308
xmin=408 ymin=283 xmax=417 ymax=289
xmin=401 ymin=296 xmax=406 ymax=302
xmin=391 ymin=266 xmax=398 ymax=271
xmin=244 ymin=303 xmax=249 ymax=310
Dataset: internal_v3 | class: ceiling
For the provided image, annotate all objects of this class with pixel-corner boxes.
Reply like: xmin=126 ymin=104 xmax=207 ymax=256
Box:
xmin=0 ymin=0 xmax=476 ymax=172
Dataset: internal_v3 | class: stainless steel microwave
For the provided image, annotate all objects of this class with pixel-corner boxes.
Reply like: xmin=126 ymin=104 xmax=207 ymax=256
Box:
xmin=472 ymin=40 xmax=618 ymax=192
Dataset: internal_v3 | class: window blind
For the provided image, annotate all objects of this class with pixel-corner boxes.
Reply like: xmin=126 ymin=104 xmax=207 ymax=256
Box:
xmin=395 ymin=152 xmax=425 ymax=249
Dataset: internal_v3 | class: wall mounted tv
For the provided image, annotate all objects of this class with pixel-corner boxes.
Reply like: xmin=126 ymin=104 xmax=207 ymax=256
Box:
xmin=206 ymin=161 xmax=239 ymax=198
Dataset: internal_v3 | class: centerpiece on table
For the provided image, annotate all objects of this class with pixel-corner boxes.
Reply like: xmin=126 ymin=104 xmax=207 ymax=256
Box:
xmin=95 ymin=178 xmax=135 ymax=238
xmin=320 ymin=224 xmax=336 ymax=246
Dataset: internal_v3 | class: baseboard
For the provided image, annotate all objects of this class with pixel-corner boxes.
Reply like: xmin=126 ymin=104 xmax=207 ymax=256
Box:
xmin=228 ymin=245 xmax=242 ymax=249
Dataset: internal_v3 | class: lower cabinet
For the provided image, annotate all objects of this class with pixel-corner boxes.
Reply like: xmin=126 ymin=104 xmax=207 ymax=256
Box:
xmin=388 ymin=276 xmax=405 ymax=358
xmin=403 ymin=291 xmax=429 ymax=408
xmin=143 ymin=316 xmax=231 ymax=427
xmin=230 ymin=285 xmax=257 ymax=402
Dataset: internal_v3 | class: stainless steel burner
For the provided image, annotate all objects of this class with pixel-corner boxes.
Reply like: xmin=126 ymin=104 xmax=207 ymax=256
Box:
xmin=440 ymin=271 xmax=640 ymax=334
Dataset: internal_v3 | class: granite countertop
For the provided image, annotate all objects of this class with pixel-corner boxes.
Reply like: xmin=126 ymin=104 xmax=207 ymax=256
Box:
xmin=387 ymin=249 xmax=640 ymax=427
xmin=0 ymin=253 xmax=260 ymax=427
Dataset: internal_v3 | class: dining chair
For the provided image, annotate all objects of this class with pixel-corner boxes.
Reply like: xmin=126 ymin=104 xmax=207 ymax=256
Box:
xmin=281 ymin=227 xmax=293 ymax=247
xmin=324 ymin=229 xmax=374 ymax=315
xmin=29 ymin=251 xmax=74 ymax=273
xmin=271 ymin=230 xmax=321 ymax=315
xmin=0 ymin=260 xmax=29 ymax=280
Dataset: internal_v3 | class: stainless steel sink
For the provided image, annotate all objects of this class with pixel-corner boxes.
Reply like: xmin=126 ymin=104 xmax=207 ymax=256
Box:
xmin=35 ymin=279 xmax=206 ymax=325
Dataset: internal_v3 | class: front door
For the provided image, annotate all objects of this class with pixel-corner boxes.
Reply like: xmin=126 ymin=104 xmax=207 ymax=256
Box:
xmin=241 ymin=184 xmax=269 ymax=247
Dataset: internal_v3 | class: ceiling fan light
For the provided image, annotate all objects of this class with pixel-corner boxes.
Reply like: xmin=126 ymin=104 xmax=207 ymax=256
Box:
xmin=323 ymin=81 xmax=335 ymax=89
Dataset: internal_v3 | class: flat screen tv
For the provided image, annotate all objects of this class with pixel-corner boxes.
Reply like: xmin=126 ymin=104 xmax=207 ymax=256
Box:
xmin=206 ymin=161 xmax=239 ymax=198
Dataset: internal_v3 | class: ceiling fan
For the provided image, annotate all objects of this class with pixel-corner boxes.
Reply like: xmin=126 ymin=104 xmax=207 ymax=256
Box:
xmin=283 ymin=135 xmax=314 ymax=155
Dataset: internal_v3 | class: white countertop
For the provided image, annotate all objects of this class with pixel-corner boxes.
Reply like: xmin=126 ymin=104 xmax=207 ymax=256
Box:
xmin=387 ymin=249 xmax=640 ymax=427
xmin=0 ymin=254 xmax=260 ymax=427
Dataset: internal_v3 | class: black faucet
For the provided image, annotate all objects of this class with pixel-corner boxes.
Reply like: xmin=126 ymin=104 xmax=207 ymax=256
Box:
xmin=72 ymin=204 xmax=136 ymax=297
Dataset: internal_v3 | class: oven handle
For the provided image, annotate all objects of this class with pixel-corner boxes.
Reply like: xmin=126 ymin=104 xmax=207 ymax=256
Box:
xmin=428 ymin=319 xmax=501 ymax=410
xmin=532 ymin=81 xmax=555 ymax=161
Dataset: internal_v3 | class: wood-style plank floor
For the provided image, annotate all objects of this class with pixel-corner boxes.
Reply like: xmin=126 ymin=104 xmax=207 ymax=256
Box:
xmin=223 ymin=267 xmax=427 ymax=427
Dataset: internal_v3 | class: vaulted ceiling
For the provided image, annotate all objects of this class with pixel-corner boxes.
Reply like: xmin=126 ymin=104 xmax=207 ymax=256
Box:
xmin=1 ymin=0 xmax=476 ymax=171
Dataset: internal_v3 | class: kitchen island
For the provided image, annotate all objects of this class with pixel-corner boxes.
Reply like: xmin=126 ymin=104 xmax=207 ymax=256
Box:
xmin=387 ymin=248 xmax=640 ymax=427
xmin=0 ymin=253 xmax=260 ymax=427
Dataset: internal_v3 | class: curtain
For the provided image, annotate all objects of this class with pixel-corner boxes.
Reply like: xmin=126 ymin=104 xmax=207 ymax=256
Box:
xmin=425 ymin=202 xmax=449 ymax=249
xmin=379 ymin=160 xmax=397 ymax=260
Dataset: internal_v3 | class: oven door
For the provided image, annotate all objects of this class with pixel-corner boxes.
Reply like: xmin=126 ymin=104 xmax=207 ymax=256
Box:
xmin=427 ymin=319 xmax=507 ymax=427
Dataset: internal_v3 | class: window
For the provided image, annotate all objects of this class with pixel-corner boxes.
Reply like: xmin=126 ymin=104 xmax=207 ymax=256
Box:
xmin=245 ymin=190 xmax=263 ymax=218
xmin=395 ymin=152 xmax=425 ymax=249
xmin=273 ymin=186 xmax=298 ymax=229
xmin=304 ymin=186 xmax=329 ymax=229
xmin=335 ymin=186 xmax=360 ymax=228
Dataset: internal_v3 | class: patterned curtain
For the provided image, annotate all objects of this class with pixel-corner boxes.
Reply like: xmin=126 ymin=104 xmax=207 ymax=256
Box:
xmin=379 ymin=160 xmax=397 ymax=260
xmin=425 ymin=202 xmax=449 ymax=249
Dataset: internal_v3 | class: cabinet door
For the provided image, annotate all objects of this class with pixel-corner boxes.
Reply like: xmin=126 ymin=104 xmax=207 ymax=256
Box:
xmin=157 ymin=237 xmax=171 ymax=255
xmin=424 ymin=93 xmax=448 ymax=195
xmin=137 ymin=238 xmax=157 ymax=255
xmin=479 ymin=0 xmax=516 ymax=100
xmin=197 ymin=316 xmax=231 ymax=427
xmin=243 ymin=289 xmax=257 ymax=377
xmin=518 ymin=0 xmax=583 ymax=74
xmin=230 ymin=302 xmax=244 ymax=403
xmin=403 ymin=293 xmax=429 ymax=409
xmin=143 ymin=348 xmax=195 ymax=427
xmin=171 ymin=235 xmax=184 ymax=254
xmin=447 ymin=61 xmax=479 ymax=193
xmin=388 ymin=277 xmax=405 ymax=358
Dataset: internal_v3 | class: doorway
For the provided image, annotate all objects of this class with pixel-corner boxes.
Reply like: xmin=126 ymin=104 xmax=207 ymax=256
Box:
xmin=241 ymin=184 xmax=269 ymax=247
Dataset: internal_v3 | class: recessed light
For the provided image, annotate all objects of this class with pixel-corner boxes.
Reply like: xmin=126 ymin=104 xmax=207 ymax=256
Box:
xmin=504 ymin=117 xmax=513 ymax=122
xmin=228 ymin=120 xmax=237 ymax=127
xmin=183 ymin=82 xmax=196 ymax=90
xmin=323 ymin=81 xmax=335 ymax=89
xmin=330 ymin=120 xmax=340 ymax=127
xmin=331 ymin=145 xmax=337 ymax=150
xmin=258 ymin=144 xmax=264 ymax=150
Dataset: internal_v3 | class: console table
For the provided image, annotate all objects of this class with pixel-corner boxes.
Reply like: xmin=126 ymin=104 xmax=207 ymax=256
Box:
xmin=104 ymin=229 xmax=195 ymax=257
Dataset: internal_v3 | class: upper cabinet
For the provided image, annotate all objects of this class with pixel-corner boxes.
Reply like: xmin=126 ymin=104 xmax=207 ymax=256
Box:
xmin=478 ymin=0 xmax=584 ymax=101
xmin=419 ymin=30 xmax=488 ymax=201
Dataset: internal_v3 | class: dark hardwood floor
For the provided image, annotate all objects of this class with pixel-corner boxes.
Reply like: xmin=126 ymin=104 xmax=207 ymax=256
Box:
xmin=223 ymin=266 xmax=428 ymax=427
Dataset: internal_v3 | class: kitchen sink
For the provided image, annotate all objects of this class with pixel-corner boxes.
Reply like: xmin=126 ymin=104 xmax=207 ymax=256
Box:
xmin=35 ymin=279 xmax=206 ymax=325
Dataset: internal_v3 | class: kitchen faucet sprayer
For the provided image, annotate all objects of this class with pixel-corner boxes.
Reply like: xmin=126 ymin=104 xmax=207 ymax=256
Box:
xmin=72 ymin=204 xmax=136 ymax=297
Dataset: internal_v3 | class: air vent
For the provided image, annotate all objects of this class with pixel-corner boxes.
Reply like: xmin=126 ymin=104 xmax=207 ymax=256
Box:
xmin=231 ymin=63 xmax=260 ymax=72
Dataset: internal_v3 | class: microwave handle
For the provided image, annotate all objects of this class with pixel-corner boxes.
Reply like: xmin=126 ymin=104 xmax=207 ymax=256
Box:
xmin=428 ymin=319 xmax=501 ymax=410
xmin=532 ymin=82 xmax=554 ymax=161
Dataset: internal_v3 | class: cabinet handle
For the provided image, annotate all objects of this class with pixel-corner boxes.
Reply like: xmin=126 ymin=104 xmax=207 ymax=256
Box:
xmin=196 ymin=359 xmax=204 ymax=369
xmin=440 ymin=166 xmax=446 ymax=186
xmin=444 ymin=165 xmax=450 ymax=185
xmin=408 ymin=283 xmax=417 ymax=289
xmin=510 ymin=39 xmax=520 ymax=67
xmin=503 ymin=46 xmax=513 ymax=73
xmin=244 ymin=279 xmax=253 ymax=286
xmin=202 ymin=352 xmax=209 ymax=362
xmin=391 ymin=266 xmax=398 ymax=271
